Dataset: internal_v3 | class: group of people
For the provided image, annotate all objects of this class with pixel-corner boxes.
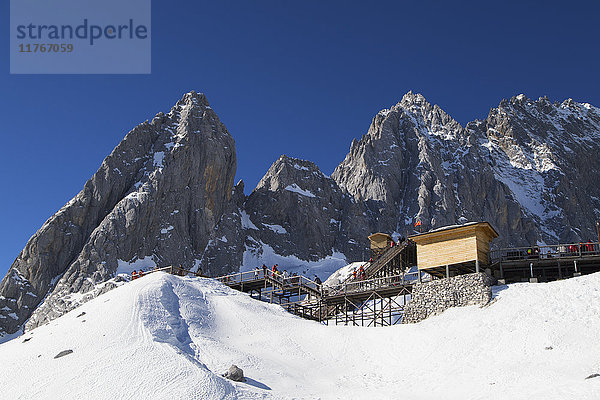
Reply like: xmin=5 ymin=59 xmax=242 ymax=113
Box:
xmin=131 ymin=270 xmax=146 ymax=280
xmin=251 ymin=264 xmax=322 ymax=285
xmin=561 ymin=240 xmax=597 ymax=254
xmin=524 ymin=240 xmax=599 ymax=260
xmin=352 ymin=265 xmax=366 ymax=281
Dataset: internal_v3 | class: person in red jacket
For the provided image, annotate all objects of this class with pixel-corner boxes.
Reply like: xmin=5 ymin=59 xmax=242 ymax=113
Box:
xmin=131 ymin=270 xmax=138 ymax=280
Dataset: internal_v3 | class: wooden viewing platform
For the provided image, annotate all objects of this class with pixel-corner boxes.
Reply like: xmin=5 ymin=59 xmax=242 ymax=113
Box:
xmin=490 ymin=242 xmax=600 ymax=282
xmin=213 ymin=269 xmax=422 ymax=326
xmin=214 ymin=241 xmax=422 ymax=326
xmin=214 ymin=270 xmax=321 ymax=305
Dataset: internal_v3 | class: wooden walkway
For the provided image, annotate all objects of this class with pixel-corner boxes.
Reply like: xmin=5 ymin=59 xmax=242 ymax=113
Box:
xmin=490 ymin=242 xmax=600 ymax=282
xmin=209 ymin=241 xmax=421 ymax=326
xmin=139 ymin=239 xmax=600 ymax=326
xmin=214 ymin=270 xmax=321 ymax=304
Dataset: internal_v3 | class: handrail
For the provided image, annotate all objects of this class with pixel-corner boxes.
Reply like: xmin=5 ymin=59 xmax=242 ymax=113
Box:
xmin=326 ymin=271 xmax=420 ymax=296
xmin=490 ymin=242 xmax=600 ymax=263
xmin=128 ymin=266 xmax=195 ymax=278
xmin=214 ymin=270 xmax=322 ymax=294
xmin=362 ymin=240 xmax=410 ymax=278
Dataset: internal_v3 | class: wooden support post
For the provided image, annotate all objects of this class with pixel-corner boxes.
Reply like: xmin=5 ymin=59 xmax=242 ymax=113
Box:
xmin=558 ymin=259 xmax=562 ymax=279
xmin=499 ymin=261 xmax=504 ymax=279
xmin=475 ymin=259 xmax=480 ymax=273
xmin=445 ymin=265 xmax=450 ymax=279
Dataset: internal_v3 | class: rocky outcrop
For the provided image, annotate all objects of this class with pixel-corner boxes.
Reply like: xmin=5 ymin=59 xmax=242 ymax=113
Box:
xmin=0 ymin=91 xmax=237 ymax=335
xmin=222 ymin=365 xmax=245 ymax=382
xmin=402 ymin=273 xmax=494 ymax=324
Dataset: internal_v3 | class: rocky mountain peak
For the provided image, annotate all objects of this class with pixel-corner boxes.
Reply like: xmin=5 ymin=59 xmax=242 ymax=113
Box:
xmin=0 ymin=91 xmax=238 ymax=336
xmin=399 ymin=91 xmax=428 ymax=107
xmin=255 ymin=155 xmax=328 ymax=193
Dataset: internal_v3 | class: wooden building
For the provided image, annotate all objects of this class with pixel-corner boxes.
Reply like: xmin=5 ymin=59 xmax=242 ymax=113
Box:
xmin=368 ymin=232 xmax=394 ymax=258
xmin=408 ymin=222 xmax=499 ymax=278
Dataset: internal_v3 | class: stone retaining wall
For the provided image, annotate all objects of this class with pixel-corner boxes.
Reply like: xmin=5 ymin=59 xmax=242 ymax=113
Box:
xmin=402 ymin=272 xmax=494 ymax=324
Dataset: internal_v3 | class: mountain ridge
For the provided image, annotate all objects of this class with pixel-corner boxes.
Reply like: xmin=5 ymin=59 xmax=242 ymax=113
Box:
xmin=2 ymin=90 xmax=599 ymax=337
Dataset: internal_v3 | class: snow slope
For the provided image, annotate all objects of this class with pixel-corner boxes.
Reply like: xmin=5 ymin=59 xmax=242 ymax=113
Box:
xmin=322 ymin=261 xmax=368 ymax=288
xmin=1 ymin=272 xmax=600 ymax=399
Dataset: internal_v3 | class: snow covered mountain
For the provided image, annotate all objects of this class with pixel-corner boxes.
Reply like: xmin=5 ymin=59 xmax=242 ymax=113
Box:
xmin=474 ymin=95 xmax=600 ymax=243
xmin=0 ymin=91 xmax=238 ymax=335
xmin=1 ymin=271 xmax=600 ymax=399
xmin=232 ymin=92 xmax=600 ymax=275
xmin=2 ymin=90 xmax=600 ymax=337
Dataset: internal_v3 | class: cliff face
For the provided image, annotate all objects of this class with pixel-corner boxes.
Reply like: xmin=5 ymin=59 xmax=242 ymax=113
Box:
xmin=0 ymin=92 xmax=237 ymax=334
xmin=475 ymin=95 xmax=600 ymax=244
xmin=2 ymin=91 xmax=599 ymax=336
xmin=331 ymin=92 xmax=538 ymax=247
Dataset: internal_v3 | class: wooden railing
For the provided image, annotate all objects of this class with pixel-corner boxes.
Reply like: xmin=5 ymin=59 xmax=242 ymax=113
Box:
xmin=362 ymin=240 xmax=410 ymax=279
xmin=325 ymin=271 xmax=422 ymax=296
xmin=490 ymin=242 xmax=600 ymax=263
xmin=130 ymin=266 xmax=205 ymax=279
xmin=214 ymin=270 xmax=322 ymax=294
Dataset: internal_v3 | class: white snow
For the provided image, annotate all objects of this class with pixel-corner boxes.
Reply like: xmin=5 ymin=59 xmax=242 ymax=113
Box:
xmin=293 ymin=163 xmax=309 ymax=171
xmin=262 ymin=223 xmax=287 ymax=234
xmin=50 ymin=274 xmax=62 ymax=286
xmin=284 ymin=184 xmax=316 ymax=198
xmin=153 ymin=152 xmax=165 ymax=168
xmin=242 ymin=241 xmax=346 ymax=279
xmin=116 ymin=256 xmax=157 ymax=275
xmin=239 ymin=209 xmax=259 ymax=230
xmin=160 ymin=225 xmax=174 ymax=234
xmin=480 ymin=135 xmax=554 ymax=223
xmin=2 ymin=272 xmax=600 ymax=399
xmin=322 ymin=261 xmax=368 ymax=287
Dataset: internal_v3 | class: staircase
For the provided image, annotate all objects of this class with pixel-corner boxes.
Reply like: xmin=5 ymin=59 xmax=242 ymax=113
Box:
xmin=364 ymin=240 xmax=411 ymax=278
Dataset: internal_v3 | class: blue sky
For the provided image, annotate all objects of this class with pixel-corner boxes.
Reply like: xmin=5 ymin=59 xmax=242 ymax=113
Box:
xmin=1 ymin=1 xmax=599 ymax=278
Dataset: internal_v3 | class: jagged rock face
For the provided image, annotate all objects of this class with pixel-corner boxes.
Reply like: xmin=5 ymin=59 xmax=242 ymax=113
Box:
xmin=197 ymin=180 xmax=246 ymax=276
xmin=244 ymin=156 xmax=370 ymax=262
xmin=0 ymin=92 xmax=237 ymax=334
xmin=200 ymin=155 xmax=371 ymax=278
xmin=332 ymin=92 xmax=538 ymax=247
xmin=477 ymin=95 xmax=600 ymax=243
